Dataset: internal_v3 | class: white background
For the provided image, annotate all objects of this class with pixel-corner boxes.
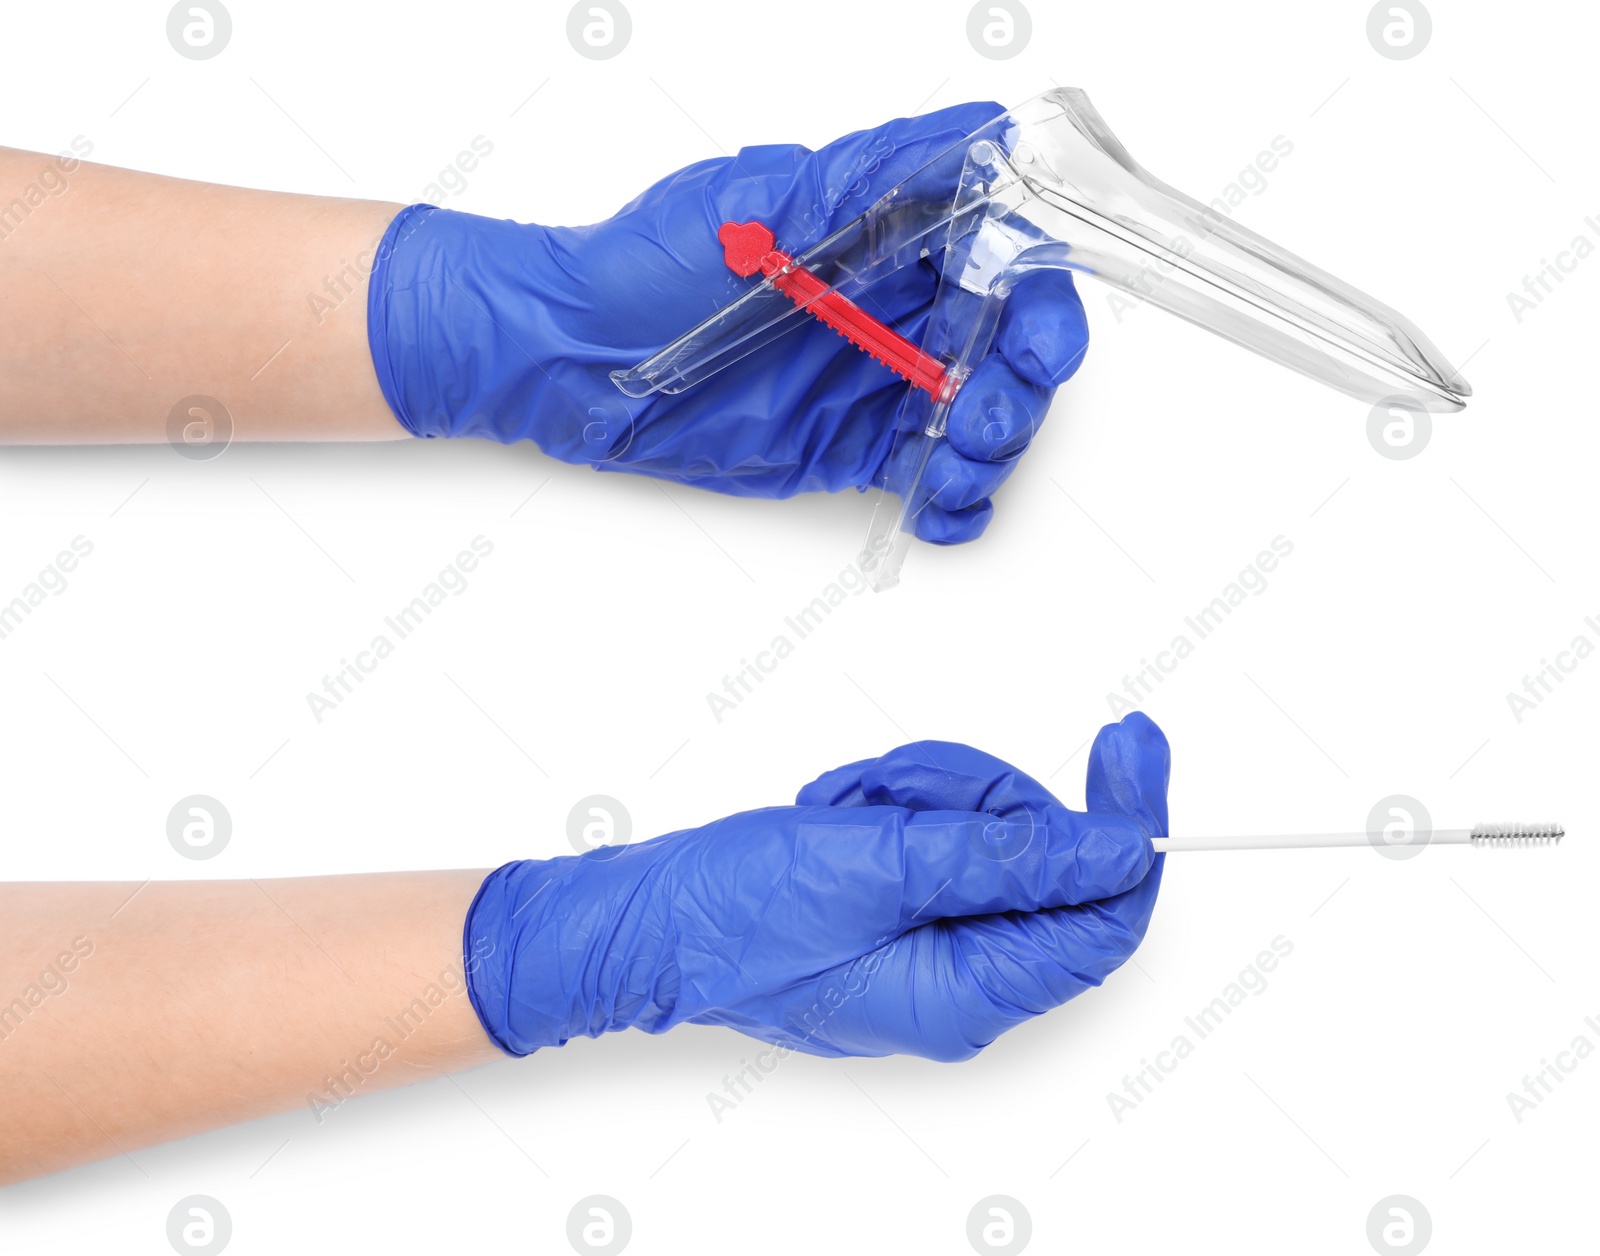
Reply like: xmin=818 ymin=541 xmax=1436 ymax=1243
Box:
xmin=1 ymin=0 xmax=1595 ymax=1252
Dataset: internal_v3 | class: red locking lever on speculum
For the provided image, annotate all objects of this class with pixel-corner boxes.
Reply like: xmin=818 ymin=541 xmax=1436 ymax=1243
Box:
xmin=717 ymin=221 xmax=957 ymax=402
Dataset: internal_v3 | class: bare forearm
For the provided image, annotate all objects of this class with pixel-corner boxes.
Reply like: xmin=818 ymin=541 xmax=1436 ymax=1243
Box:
xmin=0 ymin=872 xmax=498 ymax=1184
xmin=0 ymin=146 xmax=406 ymax=442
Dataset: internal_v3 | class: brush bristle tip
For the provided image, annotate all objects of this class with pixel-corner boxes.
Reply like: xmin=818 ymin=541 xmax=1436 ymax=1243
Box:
xmin=1469 ymin=821 xmax=1564 ymax=847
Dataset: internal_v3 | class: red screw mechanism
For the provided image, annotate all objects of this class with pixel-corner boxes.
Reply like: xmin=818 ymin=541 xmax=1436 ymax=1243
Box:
xmin=717 ymin=221 xmax=956 ymax=402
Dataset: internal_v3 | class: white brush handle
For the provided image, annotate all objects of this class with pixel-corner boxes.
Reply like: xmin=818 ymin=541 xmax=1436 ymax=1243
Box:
xmin=1152 ymin=829 xmax=1477 ymax=852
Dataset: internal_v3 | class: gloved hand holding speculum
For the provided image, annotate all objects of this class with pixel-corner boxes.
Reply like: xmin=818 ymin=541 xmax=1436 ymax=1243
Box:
xmin=367 ymin=102 xmax=1086 ymax=544
xmin=462 ymin=713 xmax=1167 ymax=1062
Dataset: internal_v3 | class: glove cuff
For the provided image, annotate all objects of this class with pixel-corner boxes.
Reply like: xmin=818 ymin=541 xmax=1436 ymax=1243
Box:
xmin=462 ymin=858 xmax=571 ymax=1056
xmin=463 ymin=852 xmax=683 ymax=1055
xmin=366 ymin=204 xmax=446 ymax=440
xmin=366 ymin=205 xmax=635 ymax=454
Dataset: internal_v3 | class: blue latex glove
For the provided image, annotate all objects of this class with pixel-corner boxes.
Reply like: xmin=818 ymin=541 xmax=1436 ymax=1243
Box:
xmin=367 ymin=102 xmax=1089 ymax=544
xmin=463 ymin=714 xmax=1167 ymax=1062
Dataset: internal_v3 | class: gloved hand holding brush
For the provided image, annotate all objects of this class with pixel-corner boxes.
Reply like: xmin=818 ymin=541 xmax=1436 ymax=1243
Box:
xmin=0 ymin=715 xmax=1164 ymax=1183
xmin=463 ymin=712 xmax=1167 ymax=1061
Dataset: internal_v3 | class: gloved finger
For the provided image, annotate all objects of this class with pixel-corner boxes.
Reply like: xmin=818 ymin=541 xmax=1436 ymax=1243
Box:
xmin=944 ymin=356 xmax=1052 ymax=464
xmin=796 ymin=730 xmax=1163 ymax=918
xmin=994 ymin=269 xmax=1090 ymax=388
xmin=794 ymin=757 xmax=884 ymax=807
xmin=803 ymin=727 xmax=1170 ymax=829
xmin=873 ymin=428 xmax=1001 ymax=541
xmin=911 ymin=497 xmax=993 ymax=545
xmin=1085 ymin=712 xmax=1171 ymax=838
xmin=950 ymin=885 xmax=1160 ymax=1018
xmin=922 ymin=442 xmax=1018 ymax=512
xmin=797 ymin=739 xmax=1058 ymax=815
xmin=789 ymin=803 xmax=1152 ymax=935
xmin=887 ymin=805 xmax=1155 ymax=921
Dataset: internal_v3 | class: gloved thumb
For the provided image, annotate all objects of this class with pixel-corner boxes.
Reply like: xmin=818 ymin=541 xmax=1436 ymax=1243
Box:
xmin=805 ymin=100 xmax=1004 ymax=215
xmin=1084 ymin=712 xmax=1171 ymax=839
xmin=754 ymin=101 xmax=1004 ymax=254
